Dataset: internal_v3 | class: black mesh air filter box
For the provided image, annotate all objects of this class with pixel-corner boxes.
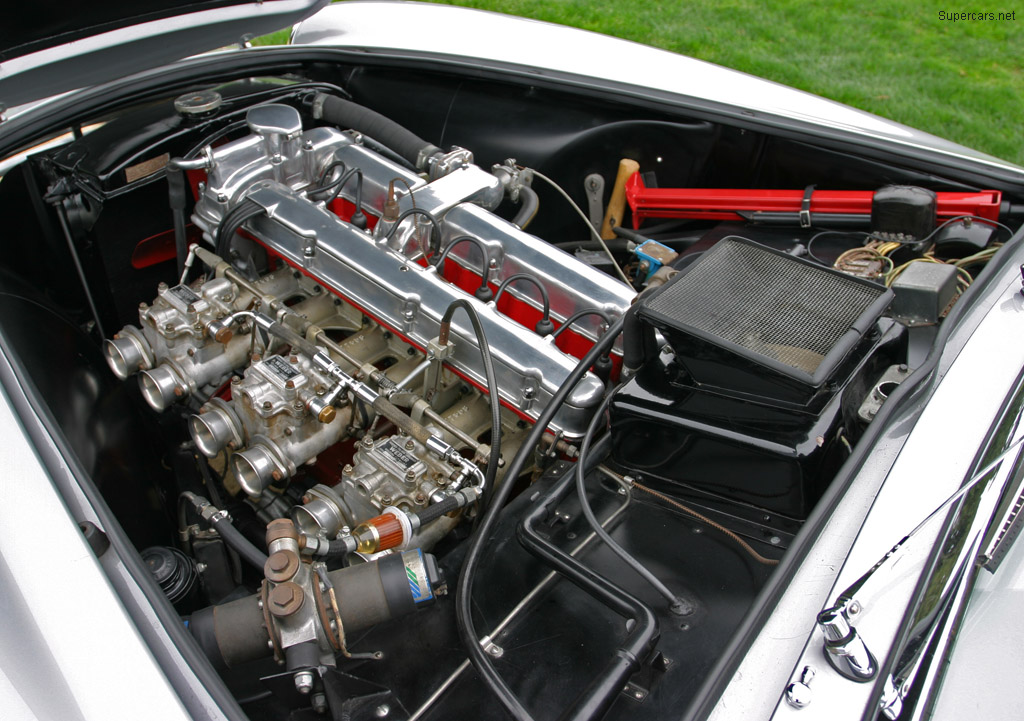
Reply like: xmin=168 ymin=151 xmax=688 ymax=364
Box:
xmin=636 ymin=237 xmax=893 ymax=406
xmin=609 ymin=238 xmax=898 ymax=518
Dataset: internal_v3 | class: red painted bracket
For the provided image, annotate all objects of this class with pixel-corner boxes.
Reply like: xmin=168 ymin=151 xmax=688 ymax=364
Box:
xmin=625 ymin=173 xmax=1002 ymax=226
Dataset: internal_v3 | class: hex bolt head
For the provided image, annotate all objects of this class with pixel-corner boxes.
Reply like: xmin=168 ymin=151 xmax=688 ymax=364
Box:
xmin=268 ymin=581 xmax=304 ymax=617
xmin=264 ymin=550 xmax=300 ymax=583
xmin=311 ymin=692 xmax=327 ymax=713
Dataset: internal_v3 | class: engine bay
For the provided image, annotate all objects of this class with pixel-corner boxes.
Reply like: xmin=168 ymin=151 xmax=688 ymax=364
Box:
xmin=0 ymin=63 xmax=1021 ymax=721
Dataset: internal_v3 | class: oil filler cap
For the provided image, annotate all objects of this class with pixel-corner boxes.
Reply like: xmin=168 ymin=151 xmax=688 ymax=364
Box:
xmin=174 ymin=90 xmax=223 ymax=118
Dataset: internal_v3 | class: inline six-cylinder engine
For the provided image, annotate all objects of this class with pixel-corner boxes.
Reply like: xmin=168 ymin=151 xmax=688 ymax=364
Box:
xmin=102 ymin=99 xmax=634 ymax=693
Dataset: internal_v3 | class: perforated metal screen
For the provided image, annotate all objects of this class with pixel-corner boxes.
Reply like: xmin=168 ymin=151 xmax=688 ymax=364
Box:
xmin=641 ymin=238 xmax=889 ymax=378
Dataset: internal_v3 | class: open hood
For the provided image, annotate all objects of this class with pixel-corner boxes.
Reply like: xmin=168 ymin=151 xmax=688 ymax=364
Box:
xmin=0 ymin=0 xmax=327 ymax=110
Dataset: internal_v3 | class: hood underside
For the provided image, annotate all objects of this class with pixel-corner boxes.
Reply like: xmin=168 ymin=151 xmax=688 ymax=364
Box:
xmin=0 ymin=0 xmax=326 ymax=109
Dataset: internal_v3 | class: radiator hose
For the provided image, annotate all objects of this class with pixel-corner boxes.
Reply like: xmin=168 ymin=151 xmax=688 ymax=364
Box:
xmin=313 ymin=93 xmax=441 ymax=171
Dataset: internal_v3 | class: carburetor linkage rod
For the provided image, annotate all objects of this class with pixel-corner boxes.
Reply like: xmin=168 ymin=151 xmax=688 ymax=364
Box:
xmin=191 ymin=245 xmax=494 ymax=465
xmin=208 ymin=305 xmax=485 ymax=493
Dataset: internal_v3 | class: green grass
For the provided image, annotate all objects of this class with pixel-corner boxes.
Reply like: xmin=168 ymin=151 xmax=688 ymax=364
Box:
xmin=256 ymin=1 xmax=1024 ymax=166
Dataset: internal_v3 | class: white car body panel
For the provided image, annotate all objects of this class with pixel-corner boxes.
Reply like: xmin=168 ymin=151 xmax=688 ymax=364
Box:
xmin=0 ymin=384 xmax=192 ymax=721
xmin=760 ymin=266 xmax=1024 ymax=719
xmin=931 ymin=508 xmax=1024 ymax=719
xmin=0 ymin=4 xmax=1021 ymax=721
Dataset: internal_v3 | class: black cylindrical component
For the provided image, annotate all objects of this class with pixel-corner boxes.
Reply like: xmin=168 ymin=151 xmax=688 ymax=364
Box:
xmin=621 ymin=300 xmax=658 ymax=376
xmin=378 ymin=552 xmax=418 ymax=617
xmin=871 ymin=185 xmax=937 ymax=240
xmin=190 ymin=551 xmax=441 ymax=668
xmin=189 ymin=593 xmax=270 ymax=669
xmin=142 ymin=546 xmax=199 ymax=608
xmin=334 ymin=550 xmax=439 ymax=624
xmin=592 ymin=353 xmax=613 ymax=385
xmin=285 ymin=641 xmax=320 ymax=671
xmin=416 ymin=495 xmax=461 ymax=526
xmin=323 ymin=538 xmax=354 ymax=557
xmin=317 ymin=94 xmax=441 ymax=171
xmin=180 ymin=493 xmax=269 ymax=571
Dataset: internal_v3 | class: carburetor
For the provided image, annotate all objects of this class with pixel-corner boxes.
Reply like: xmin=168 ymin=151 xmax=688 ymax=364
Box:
xmin=190 ymin=348 xmax=350 ymax=496
xmin=346 ymin=431 xmax=460 ymax=510
xmin=291 ymin=430 xmax=470 ymax=551
xmin=103 ymin=269 xmax=320 ymax=411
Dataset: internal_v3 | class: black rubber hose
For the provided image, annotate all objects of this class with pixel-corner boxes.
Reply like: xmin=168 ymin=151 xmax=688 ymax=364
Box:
xmin=550 ymin=308 xmax=611 ymax=339
xmin=621 ymin=301 xmax=657 ymax=377
xmin=454 ymin=314 xmax=625 ymax=721
xmin=322 ymin=539 xmax=354 ymax=558
xmin=181 ymin=493 xmax=268 ymax=571
xmin=383 ymin=207 xmax=443 ymax=259
xmin=317 ymin=94 xmax=441 ymax=171
xmin=416 ymin=495 xmax=462 ymax=526
xmin=440 ymin=299 xmax=502 ymax=511
xmin=324 ymin=167 xmax=363 ymax=206
xmin=311 ymin=160 xmax=347 ymax=194
xmin=215 ymin=199 xmax=265 ymax=260
xmin=519 ymin=435 xmax=660 ymax=721
xmin=575 ymin=390 xmax=687 ymax=613
xmin=209 ymin=513 xmax=268 ymax=571
xmin=433 ymin=235 xmax=493 ymax=301
xmin=167 ymin=166 xmax=188 ymax=276
xmin=512 ymin=185 xmax=539 ymax=229
xmin=493 ymin=273 xmax=552 ymax=335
